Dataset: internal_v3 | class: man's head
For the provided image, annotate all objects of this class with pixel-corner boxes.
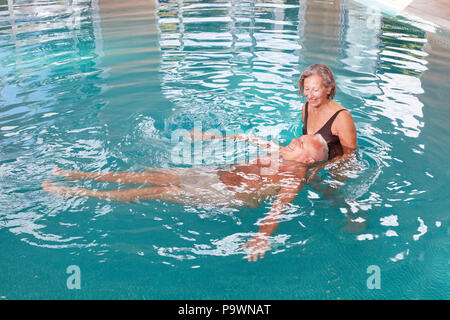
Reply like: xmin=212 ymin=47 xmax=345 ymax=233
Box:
xmin=284 ymin=134 xmax=328 ymax=164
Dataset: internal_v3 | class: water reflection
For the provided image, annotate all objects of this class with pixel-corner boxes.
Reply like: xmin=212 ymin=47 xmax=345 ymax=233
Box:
xmin=154 ymin=0 xmax=449 ymax=265
xmin=0 ymin=0 xmax=448 ymax=270
xmin=157 ymin=0 xmax=431 ymax=140
xmin=0 ymin=0 xmax=106 ymax=249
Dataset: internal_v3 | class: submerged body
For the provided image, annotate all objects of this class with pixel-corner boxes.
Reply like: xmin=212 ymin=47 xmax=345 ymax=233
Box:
xmin=177 ymin=158 xmax=308 ymax=208
xmin=43 ymin=155 xmax=307 ymax=209
xmin=43 ymin=133 xmax=326 ymax=261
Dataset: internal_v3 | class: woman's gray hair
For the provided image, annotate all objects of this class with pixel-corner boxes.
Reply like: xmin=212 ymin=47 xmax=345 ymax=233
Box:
xmin=313 ymin=133 xmax=329 ymax=162
xmin=298 ymin=64 xmax=337 ymax=99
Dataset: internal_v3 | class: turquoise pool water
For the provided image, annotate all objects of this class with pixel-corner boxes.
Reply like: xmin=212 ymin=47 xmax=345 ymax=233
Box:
xmin=0 ymin=0 xmax=449 ymax=299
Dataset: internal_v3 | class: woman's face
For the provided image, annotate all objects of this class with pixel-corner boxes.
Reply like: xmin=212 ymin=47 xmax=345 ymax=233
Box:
xmin=302 ymin=74 xmax=331 ymax=108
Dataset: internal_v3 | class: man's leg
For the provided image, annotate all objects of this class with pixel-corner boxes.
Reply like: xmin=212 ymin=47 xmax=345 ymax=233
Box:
xmin=52 ymin=166 xmax=181 ymax=186
xmin=42 ymin=180 xmax=184 ymax=203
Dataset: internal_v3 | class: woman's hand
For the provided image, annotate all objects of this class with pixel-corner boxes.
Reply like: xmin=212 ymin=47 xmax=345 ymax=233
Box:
xmin=306 ymin=166 xmax=321 ymax=183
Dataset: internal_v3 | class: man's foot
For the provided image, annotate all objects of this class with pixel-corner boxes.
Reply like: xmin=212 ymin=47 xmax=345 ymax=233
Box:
xmin=52 ymin=166 xmax=80 ymax=181
xmin=42 ymin=180 xmax=84 ymax=198
xmin=42 ymin=180 xmax=63 ymax=195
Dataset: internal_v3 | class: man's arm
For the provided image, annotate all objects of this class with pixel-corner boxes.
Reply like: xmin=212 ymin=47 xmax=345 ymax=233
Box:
xmin=243 ymin=178 xmax=305 ymax=262
xmin=190 ymin=129 xmax=281 ymax=150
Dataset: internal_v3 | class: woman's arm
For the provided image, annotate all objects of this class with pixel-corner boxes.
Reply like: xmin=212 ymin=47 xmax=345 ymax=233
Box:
xmin=335 ymin=110 xmax=357 ymax=155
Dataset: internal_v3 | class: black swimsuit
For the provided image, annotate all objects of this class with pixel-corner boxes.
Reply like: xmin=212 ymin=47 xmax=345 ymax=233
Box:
xmin=302 ymin=102 xmax=347 ymax=160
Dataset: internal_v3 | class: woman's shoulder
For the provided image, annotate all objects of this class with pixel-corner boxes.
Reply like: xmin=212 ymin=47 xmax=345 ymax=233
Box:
xmin=329 ymin=100 xmax=346 ymax=112
xmin=330 ymin=101 xmax=353 ymax=119
xmin=329 ymin=102 xmax=356 ymax=136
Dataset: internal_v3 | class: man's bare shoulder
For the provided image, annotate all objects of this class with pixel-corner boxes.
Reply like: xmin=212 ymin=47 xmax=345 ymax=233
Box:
xmin=278 ymin=160 xmax=308 ymax=180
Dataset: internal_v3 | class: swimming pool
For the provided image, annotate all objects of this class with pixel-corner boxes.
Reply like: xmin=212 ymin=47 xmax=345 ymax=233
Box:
xmin=0 ymin=0 xmax=449 ymax=299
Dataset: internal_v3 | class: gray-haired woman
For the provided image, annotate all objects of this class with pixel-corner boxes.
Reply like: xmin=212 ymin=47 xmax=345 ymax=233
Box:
xmin=299 ymin=63 xmax=357 ymax=161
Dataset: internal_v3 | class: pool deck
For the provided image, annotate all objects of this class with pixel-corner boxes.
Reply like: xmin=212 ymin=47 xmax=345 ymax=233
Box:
xmin=404 ymin=0 xmax=450 ymax=30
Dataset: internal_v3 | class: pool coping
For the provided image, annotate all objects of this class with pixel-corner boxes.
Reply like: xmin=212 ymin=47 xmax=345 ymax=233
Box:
xmin=404 ymin=0 xmax=450 ymax=31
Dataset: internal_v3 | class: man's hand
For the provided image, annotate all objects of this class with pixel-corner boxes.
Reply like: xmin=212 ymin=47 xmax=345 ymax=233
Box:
xmin=242 ymin=234 xmax=271 ymax=262
xmin=187 ymin=129 xmax=216 ymax=142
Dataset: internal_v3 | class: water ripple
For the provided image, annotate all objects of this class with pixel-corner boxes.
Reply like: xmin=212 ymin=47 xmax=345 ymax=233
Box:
xmin=0 ymin=0 xmax=448 ymax=299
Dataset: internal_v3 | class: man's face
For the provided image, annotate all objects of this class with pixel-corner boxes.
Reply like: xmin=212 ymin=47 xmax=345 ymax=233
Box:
xmin=286 ymin=135 xmax=319 ymax=164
